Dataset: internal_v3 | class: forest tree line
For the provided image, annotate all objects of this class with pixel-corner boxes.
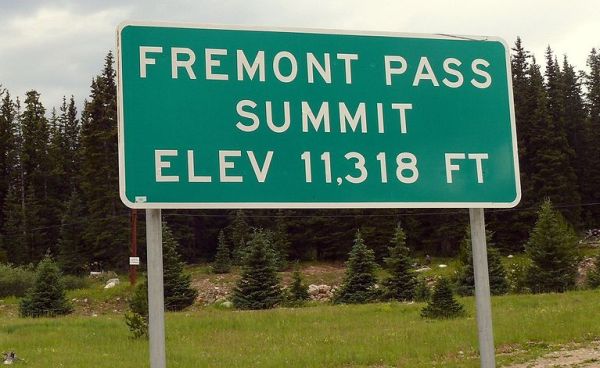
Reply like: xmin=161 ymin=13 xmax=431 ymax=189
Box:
xmin=0 ymin=38 xmax=599 ymax=273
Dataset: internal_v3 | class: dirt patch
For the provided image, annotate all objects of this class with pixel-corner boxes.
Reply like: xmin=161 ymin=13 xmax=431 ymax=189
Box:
xmin=504 ymin=341 xmax=600 ymax=367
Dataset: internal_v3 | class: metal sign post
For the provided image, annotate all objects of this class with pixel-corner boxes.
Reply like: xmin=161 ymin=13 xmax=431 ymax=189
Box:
xmin=145 ymin=209 xmax=166 ymax=368
xmin=470 ymin=208 xmax=495 ymax=367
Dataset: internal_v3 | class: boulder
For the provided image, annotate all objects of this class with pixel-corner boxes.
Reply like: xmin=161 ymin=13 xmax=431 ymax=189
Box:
xmin=308 ymin=284 xmax=320 ymax=296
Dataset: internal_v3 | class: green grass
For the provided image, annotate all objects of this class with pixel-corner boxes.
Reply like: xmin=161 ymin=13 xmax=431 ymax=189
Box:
xmin=2 ymin=289 xmax=600 ymax=367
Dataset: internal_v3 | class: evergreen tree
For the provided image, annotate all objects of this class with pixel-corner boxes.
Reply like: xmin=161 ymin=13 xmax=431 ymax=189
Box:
xmin=455 ymin=227 xmax=509 ymax=296
xmin=60 ymin=96 xmax=80 ymax=196
xmin=162 ymin=224 xmax=197 ymax=311
xmin=80 ymin=52 xmax=129 ymax=270
xmin=525 ymin=199 xmax=578 ymax=293
xmin=57 ymin=192 xmax=86 ymax=275
xmin=543 ymin=48 xmax=581 ymax=226
xmin=414 ymin=278 xmax=431 ymax=302
xmin=489 ymin=37 xmax=536 ymax=252
xmin=421 ymin=277 xmax=465 ymax=319
xmin=334 ymin=230 xmax=379 ymax=304
xmin=1 ymin=185 xmax=26 ymax=264
xmin=270 ymin=211 xmax=290 ymax=270
xmin=19 ymin=256 xmax=73 ymax=317
xmin=561 ymin=57 xmax=588 ymax=222
xmin=228 ymin=210 xmax=250 ymax=264
xmin=20 ymin=91 xmax=56 ymax=260
xmin=212 ymin=229 xmax=231 ymax=273
xmin=23 ymin=184 xmax=44 ymax=260
xmin=124 ymin=279 xmax=148 ymax=338
xmin=382 ymin=223 xmax=417 ymax=301
xmin=584 ymin=49 xmax=600 ymax=226
xmin=288 ymin=264 xmax=309 ymax=304
xmin=0 ymin=88 xmax=16 ymax=230
xmin=526 ymin=57 xmax=579 ymax=223
xmin=232 ymin=230 xmax=282 ymax=310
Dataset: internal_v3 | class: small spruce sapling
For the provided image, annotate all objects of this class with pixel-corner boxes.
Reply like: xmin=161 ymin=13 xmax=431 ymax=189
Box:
xmin=334 ymin=230 xmax=379 ymax=304
xmin=212 ymin=229 xmax=231 ymax=274
xmin=421 ymin=277 xmax=465 ymax=319
xmin=382 ymin=223 xmax=418 ymax=301
xmin=162 ymin=224 xmax=198 ymax=311
xmin=456 ymin=226 xmax=509 ymax=296
xmin=525 ymin=199 xmax=578 ymax=293
xmin=232 ymin=230 xmax=282 ymax=310
xmin=125 ymin=280 xmax=148 ymax=339
xmin=19 ymin=255 xmax=73 ymax=318
xmin=288 ymin=263 xmax=309 ymax=305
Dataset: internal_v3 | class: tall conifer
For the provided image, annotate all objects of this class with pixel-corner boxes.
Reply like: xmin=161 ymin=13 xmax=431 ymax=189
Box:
xmin=585 ymin=49 xmax=600 ymax=226
xmin=80 ymin=52 xmax=129 ymax=269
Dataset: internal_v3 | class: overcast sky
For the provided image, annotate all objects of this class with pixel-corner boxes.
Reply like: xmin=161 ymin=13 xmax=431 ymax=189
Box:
xmin=1 ymin=0 xmax=599 ymax=111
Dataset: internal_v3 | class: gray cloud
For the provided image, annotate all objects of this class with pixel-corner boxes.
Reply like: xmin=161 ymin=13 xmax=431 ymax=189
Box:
xmin=1 ymin=0 xmax=598 ymax=111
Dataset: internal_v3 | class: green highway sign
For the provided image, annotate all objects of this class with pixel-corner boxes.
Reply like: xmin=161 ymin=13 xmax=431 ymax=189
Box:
xmin=117 ymin=22 xmax=520 ymax=209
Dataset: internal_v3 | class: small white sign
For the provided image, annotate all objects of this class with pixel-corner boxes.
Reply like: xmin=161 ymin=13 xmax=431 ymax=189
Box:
xmin=129 ymin=257 xmax=140 ymax=266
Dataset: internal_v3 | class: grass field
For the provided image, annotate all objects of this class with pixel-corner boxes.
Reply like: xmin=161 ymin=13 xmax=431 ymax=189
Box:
xmin=2 ymin=289 xmax=600 ymax=367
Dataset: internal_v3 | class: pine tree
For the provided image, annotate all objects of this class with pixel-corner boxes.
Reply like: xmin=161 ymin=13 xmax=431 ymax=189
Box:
xmin=543 ymin=48 xmax=581 ymax=226
xmin=60 ymin=96 xmax=80 ymax=196
xmin=288 ymin=263 xmax=309 ymax=303
xmin=414 ymin=278 xmax=431 ymax=302
xmin=421 ymin=277 xmax=465 ymax=319
xmin=57 ymin=192 xmax=86 ymax=275
xmin=212 ymin=229 xmax=231 ymax=273
xmin=20 ymin=91 xmax=56 ymax=261
xmin=0 ymin=88 xmax=16 ymax=230
xmin=455 ymin=227 xmax=509 ymax=296
xmin=232 ymin=230 xmax=282 ymax=310
xmin=561 ymin=57 xmax=589 ymax=224
xmin=162 ymin=224 xmax=197 ymax=311
xmin=19 ymin=256 xmax=73 ymax=317
xmin=23 ymin=184 xmax=44 ymax=260
xmin=382 ymin=223 xmax=417 ymax=301
xmin=229 ymin=210 xmax=250 ymax=264
xmin=584 ymin=49 xmax=600 ymax=226
xmin=334 ymin=230 xmax=379 ymax=304
xmin=270 ymin=212 xmax=290 ymax=270
xmin=80 ymin=52 xmax=129 ymax=270
xmin=489 ymin=37 xmax=536 ymax=252
xmin=125 ymin=279 xmax=148 ymax=338
xmin=525 ymin=199 xmax=578 ymax=293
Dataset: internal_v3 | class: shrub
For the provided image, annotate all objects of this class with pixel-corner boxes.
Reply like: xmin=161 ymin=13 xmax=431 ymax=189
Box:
xmin=0 ymin=264 xmax=35 ymax=297
xmin=62 ymin=275 xmax=90 ymax=290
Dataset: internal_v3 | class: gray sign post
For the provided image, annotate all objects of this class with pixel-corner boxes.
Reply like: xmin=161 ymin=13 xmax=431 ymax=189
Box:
xmin=146 ymin=209 xmax=166 ymax=368
xmin=470 ymin=208 xmax=496 ymax=367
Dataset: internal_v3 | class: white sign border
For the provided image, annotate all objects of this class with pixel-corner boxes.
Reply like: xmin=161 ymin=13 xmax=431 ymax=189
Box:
xmin=116 ymin=20 xmax=521 ymax=210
